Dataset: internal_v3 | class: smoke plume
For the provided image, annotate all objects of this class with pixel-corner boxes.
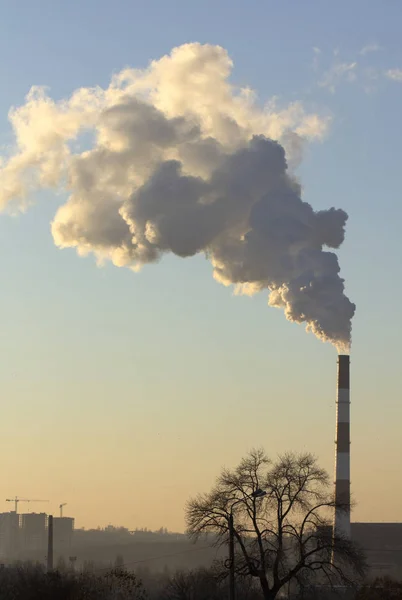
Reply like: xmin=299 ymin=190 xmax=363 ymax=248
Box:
xmin=0 ymin=43 xmax=354 ymax=350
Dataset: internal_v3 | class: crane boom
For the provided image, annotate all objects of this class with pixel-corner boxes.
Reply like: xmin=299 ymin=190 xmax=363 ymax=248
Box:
xmin=5 ymin=497 xmax=49 ymax=513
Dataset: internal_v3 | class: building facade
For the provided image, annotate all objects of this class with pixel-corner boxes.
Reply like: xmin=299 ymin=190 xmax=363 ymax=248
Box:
xmin=54 ymin=517 xmax=74 ymax=551
xmin=20 ymin=513 xmax=48 ymax=552
xmin=0 ymin=512 xmax=20 ymax=560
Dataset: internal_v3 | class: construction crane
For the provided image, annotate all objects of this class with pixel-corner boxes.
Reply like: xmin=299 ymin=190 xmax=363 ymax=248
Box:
xmin=6 ymin=497 xmax=49 ymax=513
xmin=59 ymin=503 xmax=67 ymax=517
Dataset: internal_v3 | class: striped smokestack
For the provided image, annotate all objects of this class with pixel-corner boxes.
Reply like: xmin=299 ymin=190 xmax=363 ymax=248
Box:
xmin=333 ymin=354 xmax=351 ymax=538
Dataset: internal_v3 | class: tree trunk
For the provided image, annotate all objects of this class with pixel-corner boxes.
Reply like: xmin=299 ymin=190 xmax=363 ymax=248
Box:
xmin=259 ymin=574 xmax=277 ymax=600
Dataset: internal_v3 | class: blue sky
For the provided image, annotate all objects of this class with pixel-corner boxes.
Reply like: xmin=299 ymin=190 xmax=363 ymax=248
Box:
xmin=0 ymin=0 xmax=401 ymax=530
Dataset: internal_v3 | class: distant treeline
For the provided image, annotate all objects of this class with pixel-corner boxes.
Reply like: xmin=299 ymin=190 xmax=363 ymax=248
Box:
xmin=0 ymin=562 xmax=400 ymax=600
xmin=73 ymin=525 xmax=186 ymax=546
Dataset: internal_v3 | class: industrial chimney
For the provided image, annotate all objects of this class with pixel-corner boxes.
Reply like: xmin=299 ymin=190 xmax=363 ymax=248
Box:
xmin=333 ymin=354 xmax=351 ymax=538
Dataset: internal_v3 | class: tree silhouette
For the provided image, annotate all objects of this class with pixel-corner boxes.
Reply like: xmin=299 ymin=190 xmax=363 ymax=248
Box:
xmin=186 ymin=449 xmax=366 ymax=600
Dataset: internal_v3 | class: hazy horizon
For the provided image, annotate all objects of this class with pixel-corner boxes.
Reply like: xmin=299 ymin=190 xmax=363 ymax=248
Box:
xmin=1 ymin=0 xmax=402 ymax=533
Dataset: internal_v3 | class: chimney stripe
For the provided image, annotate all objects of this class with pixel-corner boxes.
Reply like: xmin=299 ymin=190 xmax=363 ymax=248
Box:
xmin=335 ymin=453 xmax=350 ymax=479
xmin=337 ymin=355 xmax=350 ymax=389
xmin=336 ymin=395 xmax=350 ymax=423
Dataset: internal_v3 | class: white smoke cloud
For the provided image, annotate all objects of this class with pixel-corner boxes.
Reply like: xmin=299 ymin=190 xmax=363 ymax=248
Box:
xmin=385 ymin=68 xmax=402 ymax=82
xmin=318 ymin=60 xmax=358 ymax=93
xmin=0 ymin=43 xmax=354 ymax=349
xmin=359 ymin=43 xmax=381 ymax=56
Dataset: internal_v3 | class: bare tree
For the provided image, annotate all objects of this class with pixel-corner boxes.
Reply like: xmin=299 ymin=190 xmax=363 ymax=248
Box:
xmin=186 ymin=449 xmax=366 ymax=600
